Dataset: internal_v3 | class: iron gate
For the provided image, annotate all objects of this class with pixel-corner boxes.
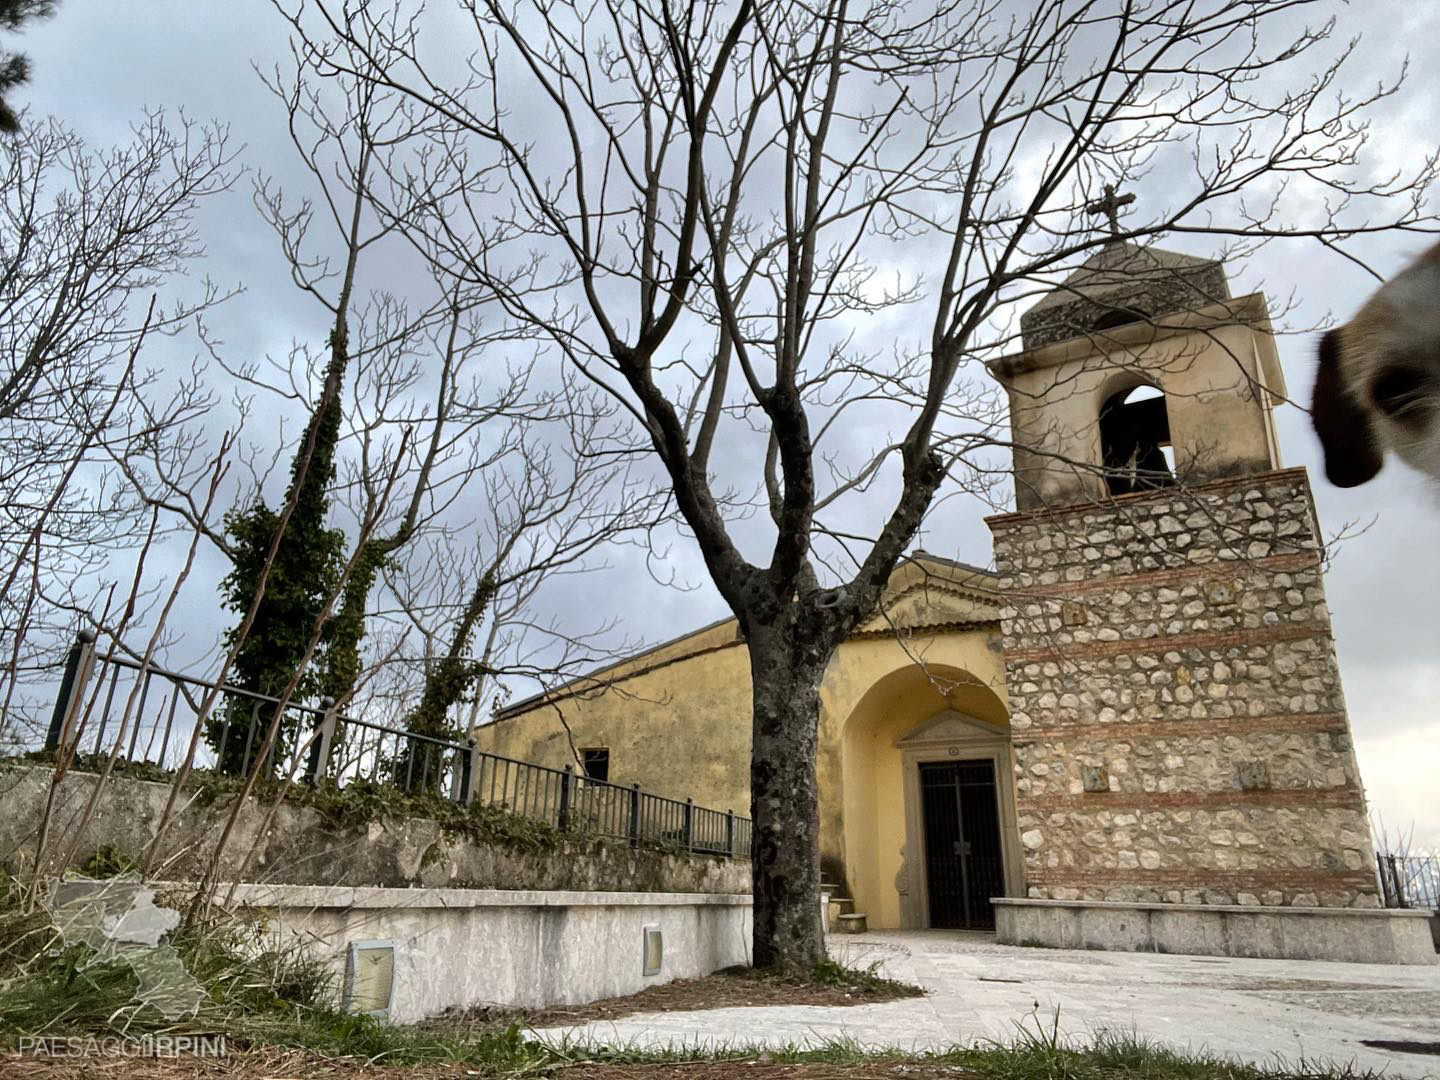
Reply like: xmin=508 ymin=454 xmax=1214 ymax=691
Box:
xmin=920 ymin=758 xmax=1005 ymax=930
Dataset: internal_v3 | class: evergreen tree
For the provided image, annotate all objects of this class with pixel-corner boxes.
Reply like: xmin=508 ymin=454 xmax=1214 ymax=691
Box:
xmin=0 ymin=1 xmax=55 ymax=134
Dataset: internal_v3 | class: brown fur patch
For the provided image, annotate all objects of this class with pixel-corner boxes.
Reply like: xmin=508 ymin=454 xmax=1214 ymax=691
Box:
xmin=1311 ymin=327 xmax=1382 ymax=487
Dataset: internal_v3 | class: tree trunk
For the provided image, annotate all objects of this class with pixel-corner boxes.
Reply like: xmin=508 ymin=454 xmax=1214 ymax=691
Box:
xmin=747 ymin=615 xmax=831 ymax=972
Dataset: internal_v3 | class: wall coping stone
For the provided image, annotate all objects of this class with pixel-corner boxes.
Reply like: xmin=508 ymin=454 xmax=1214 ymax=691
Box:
xmin=993 ymin=898 xmax=1432 ymax=919
xmin=214 ymin=882 xmax=755 ymax=911
xmin=984 ymin=465 xmax=1313 ymax=529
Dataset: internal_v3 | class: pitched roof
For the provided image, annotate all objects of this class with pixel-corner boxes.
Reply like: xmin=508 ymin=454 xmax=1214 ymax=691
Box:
xmin=1026 ymin=242 xmax=1220 ymax=312
xmin=492 ymin=553 xmax=1000 ymax=721
xmin=1018 ymin=242 xmax=1231 ymax=350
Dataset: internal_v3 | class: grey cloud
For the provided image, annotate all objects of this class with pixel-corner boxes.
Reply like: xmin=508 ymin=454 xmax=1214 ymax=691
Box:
xmin=16 ymin=0 xmax=1439 ymax=845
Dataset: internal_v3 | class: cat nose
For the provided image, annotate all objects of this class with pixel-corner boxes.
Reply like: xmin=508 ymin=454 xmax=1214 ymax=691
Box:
xmin=1370 ymin=365 xmax=1429 ymax=420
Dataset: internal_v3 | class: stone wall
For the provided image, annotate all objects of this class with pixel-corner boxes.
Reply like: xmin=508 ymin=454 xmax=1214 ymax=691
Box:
xmin=987 ymin=467 xmax=1379 ymax=908
xmin=994 ymin=898 xmax=1435 ymax=965
xmin=0 ymin=765 xmax=751 ymax=895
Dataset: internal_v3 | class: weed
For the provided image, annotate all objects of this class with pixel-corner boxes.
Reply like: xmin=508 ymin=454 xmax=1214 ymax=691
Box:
xmin=76 ymin=845 xmax=139 ymax=878
xmin=809 ymin=955 xmax=924 ymax=997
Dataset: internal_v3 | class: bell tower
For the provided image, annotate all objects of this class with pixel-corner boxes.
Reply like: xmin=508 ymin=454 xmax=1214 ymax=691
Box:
xmin=985 ymin=236 xmax=1380 ymax=911
xmin=991 ymin=241 xmax=1286 ymax=510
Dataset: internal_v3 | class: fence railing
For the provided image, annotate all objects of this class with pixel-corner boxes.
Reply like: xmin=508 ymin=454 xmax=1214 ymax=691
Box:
xmin=40 ymin=629 xmax=751 ymax=859
xmin=44 ymin=630 xmax=327 ymax=783
xmin=1377 ymin=853 xmax=1439 ymax=911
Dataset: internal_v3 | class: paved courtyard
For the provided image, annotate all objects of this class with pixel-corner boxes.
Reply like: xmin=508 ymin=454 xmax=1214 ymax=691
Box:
xmin=550 ymin=931 xmax=1440 ymax=1077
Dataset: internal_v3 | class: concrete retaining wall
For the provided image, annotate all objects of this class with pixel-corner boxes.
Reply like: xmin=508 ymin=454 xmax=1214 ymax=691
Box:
xmin=0 ymin=765 xmax=749 ymax=895
xmin=995 ymin=897 xmax=1437 ymax=965
xmin=227 ymin=883 xmax=753 ymax=1023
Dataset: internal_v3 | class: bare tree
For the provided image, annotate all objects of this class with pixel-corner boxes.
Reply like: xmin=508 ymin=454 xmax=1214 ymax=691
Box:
xmin=91 ymin=40 xmax=668 ymax=788
xmin=0 ymin=112 xmax=234 ymax=748
xmin=385 ymin=386 xmax=667 ymax=761
xmin=241 ymin=0 xmax=1440 ymax=968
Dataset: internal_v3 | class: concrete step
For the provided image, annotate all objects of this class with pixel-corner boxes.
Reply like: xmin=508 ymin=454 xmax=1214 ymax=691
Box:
xmin=825 ymin=896 xmax=856 ymax=932
xmin=836 ymin=913 xmax=868 ymax=934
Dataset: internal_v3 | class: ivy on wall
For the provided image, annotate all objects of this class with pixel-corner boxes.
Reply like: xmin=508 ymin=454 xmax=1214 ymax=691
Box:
xmin=209 ymin=333 xmax=348 ymax=773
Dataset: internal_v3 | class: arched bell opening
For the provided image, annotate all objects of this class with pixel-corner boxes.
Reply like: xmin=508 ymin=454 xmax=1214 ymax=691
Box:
xmin=1100 ymin=381 xmax=1175 ymax=496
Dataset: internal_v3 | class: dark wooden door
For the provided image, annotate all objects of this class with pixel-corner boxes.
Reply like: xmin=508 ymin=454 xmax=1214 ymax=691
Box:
xmin=920 ymin=759 xmax=1005 ymax=929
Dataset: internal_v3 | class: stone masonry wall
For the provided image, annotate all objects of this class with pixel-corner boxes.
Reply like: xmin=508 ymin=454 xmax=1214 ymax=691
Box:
xmin=987 ymin=467 xmax=1379 ymax=908
xmin=0 ymin=765 xmax=751 ymax=895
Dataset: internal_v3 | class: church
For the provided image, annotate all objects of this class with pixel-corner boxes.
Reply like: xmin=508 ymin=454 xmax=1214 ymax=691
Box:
xmin=471 ymin=239 xmax=1392 ymax=944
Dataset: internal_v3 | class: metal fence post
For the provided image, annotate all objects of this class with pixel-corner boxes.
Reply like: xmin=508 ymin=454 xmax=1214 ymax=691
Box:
xmin=683 ymin=797 xmax=694 ymax=852
xmin=725 ymin=809 xmax=735 ymax=857
xmin=45 ymin=627 xmax=98 ymax=753
xmin=558 ymin=764 xmax=572 ymax=831
xmin=304 ymin=697 xmax=338 ymax=787
xmin=628 ymin=783 xmax=641 ymax=846
xmin=456 ymin=738 xmax=477 ymax=805
xmin=1387 ymin=855 xmax=1409 ymax=909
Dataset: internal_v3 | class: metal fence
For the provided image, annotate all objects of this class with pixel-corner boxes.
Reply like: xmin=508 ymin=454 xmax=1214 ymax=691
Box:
xmin=1377 ymin=853 xmax=1440 ymax=911
xmin=466 ymin=750 xmax=750 ymax=857
xmin=44 ymin=630 xmax=324 ymax=782
xmin=41 ymin=629 xmax=751 ymax=859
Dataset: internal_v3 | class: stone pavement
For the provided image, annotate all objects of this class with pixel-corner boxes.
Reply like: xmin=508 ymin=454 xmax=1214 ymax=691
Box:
xmin=547 ymin=931 xmax=1440 ymax=1078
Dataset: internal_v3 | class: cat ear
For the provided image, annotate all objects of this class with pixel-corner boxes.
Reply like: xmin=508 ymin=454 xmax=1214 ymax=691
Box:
xmin=1311 ymin=329 xmax=1383 ymax=488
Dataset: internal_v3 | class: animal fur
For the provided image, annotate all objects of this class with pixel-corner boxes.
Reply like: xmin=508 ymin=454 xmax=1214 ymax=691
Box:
xmin=1312 ymin=240 xmax=1440 ymax=487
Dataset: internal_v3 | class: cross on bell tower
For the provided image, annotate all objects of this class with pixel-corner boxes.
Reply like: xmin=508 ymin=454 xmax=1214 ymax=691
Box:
xmin=1086 ymin=182 xmax=1135 ymax=238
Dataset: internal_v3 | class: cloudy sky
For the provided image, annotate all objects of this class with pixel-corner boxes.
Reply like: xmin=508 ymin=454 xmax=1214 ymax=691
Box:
xmin=14 ymin=0 xmax=1440 ymax=849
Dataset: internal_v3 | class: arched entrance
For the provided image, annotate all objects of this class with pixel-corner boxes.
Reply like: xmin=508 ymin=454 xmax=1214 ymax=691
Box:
xmin=838 ymin=663 xmax=1019 ymax=930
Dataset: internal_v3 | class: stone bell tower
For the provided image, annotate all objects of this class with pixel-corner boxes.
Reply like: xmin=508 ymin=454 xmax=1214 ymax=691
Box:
xmin=985 ymin=236 xmax=1381 ymax=911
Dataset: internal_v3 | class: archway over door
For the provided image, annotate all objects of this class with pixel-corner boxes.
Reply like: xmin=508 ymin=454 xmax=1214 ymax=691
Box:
xmin=839 ymin=663 xmax=1013 ymax=929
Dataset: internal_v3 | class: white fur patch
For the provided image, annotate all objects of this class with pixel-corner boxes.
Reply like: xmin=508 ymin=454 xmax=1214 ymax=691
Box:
xmin=1330 ymin=244 xmax=1440 ymax=485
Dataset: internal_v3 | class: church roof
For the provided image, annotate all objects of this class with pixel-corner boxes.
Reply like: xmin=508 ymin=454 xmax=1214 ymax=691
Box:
xmin=1018 ymin=242 xmax=1231 ymax=350
xmin=492 ymin=553 xmax=1000 ymax=721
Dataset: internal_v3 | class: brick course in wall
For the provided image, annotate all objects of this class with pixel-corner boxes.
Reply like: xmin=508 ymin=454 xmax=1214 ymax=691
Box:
xmin=987 ymin=467 xmax=1380 ymax=909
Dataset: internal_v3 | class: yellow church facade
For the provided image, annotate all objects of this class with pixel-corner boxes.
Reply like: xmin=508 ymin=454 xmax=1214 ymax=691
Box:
xmin=474 ymin=555 xmax=1023 ymax=930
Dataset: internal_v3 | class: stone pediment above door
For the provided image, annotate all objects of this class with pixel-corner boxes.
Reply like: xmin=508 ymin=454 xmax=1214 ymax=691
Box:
xmin=855 ymin=579 xmax=1000 ymax=636
xmin=895 ymin=709 xmax=1009 ymax=748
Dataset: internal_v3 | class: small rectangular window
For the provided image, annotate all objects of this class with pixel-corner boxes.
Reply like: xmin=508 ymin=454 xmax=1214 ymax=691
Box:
xmin=581 ymin=747 xmax=610 ymax=782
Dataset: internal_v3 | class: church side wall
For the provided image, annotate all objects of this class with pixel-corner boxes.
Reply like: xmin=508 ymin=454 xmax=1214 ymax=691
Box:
xmin=988 ymin=467 xmax=1380 ymax=908
xmin=478 ymin=597 xmax=1012 ymax=925
xmin=472 ymin=637 xmax=756 ymax=824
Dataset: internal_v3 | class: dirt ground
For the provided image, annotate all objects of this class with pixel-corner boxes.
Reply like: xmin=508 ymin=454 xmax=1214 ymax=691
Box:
xmin=428 ymin=967 xmax=923 ymax=1036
